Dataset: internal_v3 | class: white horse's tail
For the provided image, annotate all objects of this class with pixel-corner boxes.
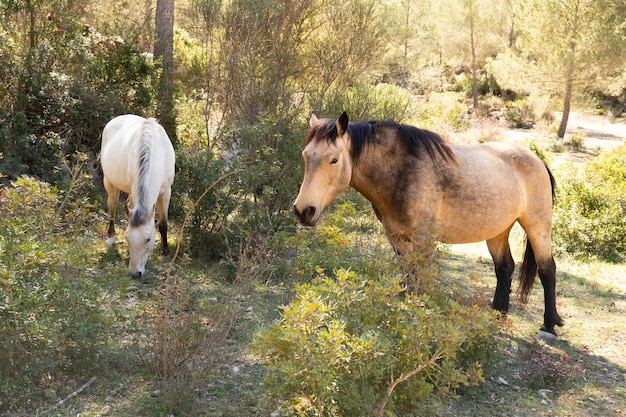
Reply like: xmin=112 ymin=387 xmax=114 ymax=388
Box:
xmin=130 ymin=119 xmax=155 ymax=227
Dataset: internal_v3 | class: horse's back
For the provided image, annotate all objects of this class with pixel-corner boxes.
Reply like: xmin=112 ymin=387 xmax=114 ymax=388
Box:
xmin=101 ymin=115 xmax=145 ymax=191
xmin=436 ymin=141 xmax=552 ymax=243
xmin=452 ymin=142 xmax=549 ymax=191
xmin=101 ymin=115 xmax=175 ymax=194
xmin=101 ymin=114 xmax=146 ymax=149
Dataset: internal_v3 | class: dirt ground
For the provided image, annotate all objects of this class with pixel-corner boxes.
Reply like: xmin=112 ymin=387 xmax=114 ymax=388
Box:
xmin=505 ymin=110 xmax=625 ymax=157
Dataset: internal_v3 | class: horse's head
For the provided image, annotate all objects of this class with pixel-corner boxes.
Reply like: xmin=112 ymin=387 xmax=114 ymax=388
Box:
xmin=125 ymin=209 xmax=155 ymax=279
xmin=294 ymin=112 xmax=352 ymax=226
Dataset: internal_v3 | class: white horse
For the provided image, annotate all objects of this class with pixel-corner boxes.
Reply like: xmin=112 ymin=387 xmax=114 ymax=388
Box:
xmin=100 ymin=115 xmax=175 ymax=279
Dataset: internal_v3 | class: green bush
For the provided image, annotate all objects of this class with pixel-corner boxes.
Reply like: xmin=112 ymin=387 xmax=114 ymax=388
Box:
xmin=0 ymin=177 xmax=111 ymax=410
xmin=0 ymin=25 xmax=154 ymax=183
xmin=414 ymin=92 xmax=470 ymax=132
xmin=286 ymin=198 xmax=391 ymax=283
xmin=172 ymin=146 xmax=232 ymax=261
xmin=504 ymin=100 xmax=536 ymax=129
xmin=310 ymin=83 xmax=415 ymax=122
xmin=173 ymin=116 xmax=304 ymax=266
xmin=553 ymin=144 xmax=626 ymax=261
xmin=254 ymin=268 xmax=497 ymax=416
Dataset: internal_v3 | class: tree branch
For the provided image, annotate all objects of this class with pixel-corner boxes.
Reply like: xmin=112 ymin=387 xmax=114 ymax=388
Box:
xmin=375 ymin=347 xmax=446 ymax=417
xmin=39 ymin=376 xmax=97 ymax=415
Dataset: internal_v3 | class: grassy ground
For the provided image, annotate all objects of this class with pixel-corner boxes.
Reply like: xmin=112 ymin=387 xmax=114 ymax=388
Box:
xmin=439 ymin=245 xmax=626 ymax=417
xmin=13 ymin=228 xmax=623 ymax=417
xmin=5 ymin=113 xmax=625 ymax=417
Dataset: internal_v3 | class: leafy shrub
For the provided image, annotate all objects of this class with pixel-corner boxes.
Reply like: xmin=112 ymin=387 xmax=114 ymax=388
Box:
xmin=564 ymin=133 xmax=585 ymax=151
xmin=311 ymin=83 xmax=415 ymax=122
xmin=172 ymin=146 xmax=233 ymax=261
xmin=504 ymin=100 xmax=536 ymax=129
xmin=414 ymin=92 xmax=470 ymax=132
xmin=254 ymin=268 xmax=497 ymax=416
xmin=173 ymin=116 xmax=304 ymax=266
xmin=552 ymin=144 xmax=626 ymax=261
xmin=284 ymin=197 xmax=393 ymax=282
xmin=0 ymin=177 xmax=112 ymax=410
xmin=0 ymin=25 xmax=155 ymax=183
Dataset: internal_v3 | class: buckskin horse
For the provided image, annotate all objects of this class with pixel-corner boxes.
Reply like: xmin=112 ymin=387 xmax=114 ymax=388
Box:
xmin=101 ymin=114 xmax=175 ymax=279
xmin=293 ymin=112 xmax=563 ymax=336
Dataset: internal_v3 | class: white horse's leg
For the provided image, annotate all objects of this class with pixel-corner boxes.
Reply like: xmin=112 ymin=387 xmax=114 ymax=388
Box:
xmin=156 ymin=187 xmax=172 ymax=255
xmin=104 ymin=178 xmax=120 ymax=247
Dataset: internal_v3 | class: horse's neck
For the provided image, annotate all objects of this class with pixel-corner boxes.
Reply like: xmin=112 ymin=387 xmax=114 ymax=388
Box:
xmin=349 ymin=147 xmax=437 ymax=218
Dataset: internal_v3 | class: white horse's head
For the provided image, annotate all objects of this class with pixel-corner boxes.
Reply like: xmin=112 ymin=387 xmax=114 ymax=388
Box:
xmin=125 ymin=212 xmax=155 ymax=279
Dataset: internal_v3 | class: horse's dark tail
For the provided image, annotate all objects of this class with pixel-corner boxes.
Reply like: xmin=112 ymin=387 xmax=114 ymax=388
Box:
xmin=518 ymin=162 xmax=555 ymax=303
xmin=518 ymin=239 xmax=537 ymax=303
xmin=545 ymin=163 xmax=557 ymax=205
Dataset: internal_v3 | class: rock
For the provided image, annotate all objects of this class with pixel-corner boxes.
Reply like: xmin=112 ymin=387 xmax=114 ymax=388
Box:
xmin=538 ymin=389 xmax=552 ymax=401
xmin=43 ymin=389 xmax=57 ymax=400
xmin=537 ymin=329 xmax=557 ymax=342
xmin=98 ymin=405 xmax=113 ymax=416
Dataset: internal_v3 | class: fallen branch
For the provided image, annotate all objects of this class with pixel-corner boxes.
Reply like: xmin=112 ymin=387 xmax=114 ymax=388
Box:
xmin=39 ymin=376 xmax=97 ymax=415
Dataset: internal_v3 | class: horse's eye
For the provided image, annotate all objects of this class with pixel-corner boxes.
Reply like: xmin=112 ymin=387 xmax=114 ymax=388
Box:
xmin=330 ymin=157 xmax=339 ymax=164
xmin=146 ymin=238 xmax=152 ymax=244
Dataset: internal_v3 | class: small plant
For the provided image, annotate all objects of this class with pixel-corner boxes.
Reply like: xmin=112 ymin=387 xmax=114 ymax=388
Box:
xmin=564 ymin=133 xmax=586 ymax=151
xmin=504 ymin=100 xmax=536 ymax=129
xmin=254 ymin=268 xmax=497 ymax=416
xmin=521 ymin=340 xmax=583 ymax=389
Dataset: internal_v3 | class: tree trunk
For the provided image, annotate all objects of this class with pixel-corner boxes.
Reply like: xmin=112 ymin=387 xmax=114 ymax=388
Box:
xmin=154 ymin=0 xmax=176 ymax=145
xmin=469 ymin=1 xmax=479 ymax=111
xmin=27 ymin=0 xmax=36 ymax=49
xmin=557 ymin=59 xmax=575 ymax=139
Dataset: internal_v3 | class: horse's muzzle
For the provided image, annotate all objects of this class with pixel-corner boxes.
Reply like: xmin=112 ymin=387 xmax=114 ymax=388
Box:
xmin=293 ymin=205 xmax=317 ymax=226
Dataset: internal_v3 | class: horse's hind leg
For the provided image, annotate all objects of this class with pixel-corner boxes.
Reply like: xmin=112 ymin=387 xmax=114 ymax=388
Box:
xmin=486 ymin=226 xmax=515 ymax=312
xmin=156 ymin=188 xmax=171 ymax=256
xmin=537 ymin=255 xmax=564 ymax=334
xmin=520 ymin=230 xmax=564 ymax=335
xmin=104 ymin=178 xmax=120 ymax=247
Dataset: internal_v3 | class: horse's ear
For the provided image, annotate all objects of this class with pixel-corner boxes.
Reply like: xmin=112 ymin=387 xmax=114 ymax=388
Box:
xmin=336 ymin=111 xmax=348 ymax=137
xmin=309 ymin=112 xmax=319 ymax=128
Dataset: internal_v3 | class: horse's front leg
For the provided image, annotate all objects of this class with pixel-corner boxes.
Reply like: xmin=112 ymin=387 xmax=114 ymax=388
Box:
xmin=156 ymin=188 xmax=171 ymax=256
xmin=386 ymin=228 xmax=438 ymax=294
xmin=486 ymin=227 xmax=515 ymax=312
xmin=104 ymin=180 xmax=120 ymax=247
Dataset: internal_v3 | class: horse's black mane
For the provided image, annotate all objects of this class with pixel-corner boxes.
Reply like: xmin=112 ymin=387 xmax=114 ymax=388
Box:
xmin=306 ymin=118 xmax=456 ymax=165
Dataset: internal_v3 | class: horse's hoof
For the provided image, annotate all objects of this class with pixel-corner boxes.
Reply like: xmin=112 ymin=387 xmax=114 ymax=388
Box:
xmin=537 ymin=329 xmax=557 ymax=342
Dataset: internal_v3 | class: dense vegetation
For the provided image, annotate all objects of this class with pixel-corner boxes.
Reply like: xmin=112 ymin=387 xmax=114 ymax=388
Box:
xmin=1 ymin=0 xmax=625 ymax=416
